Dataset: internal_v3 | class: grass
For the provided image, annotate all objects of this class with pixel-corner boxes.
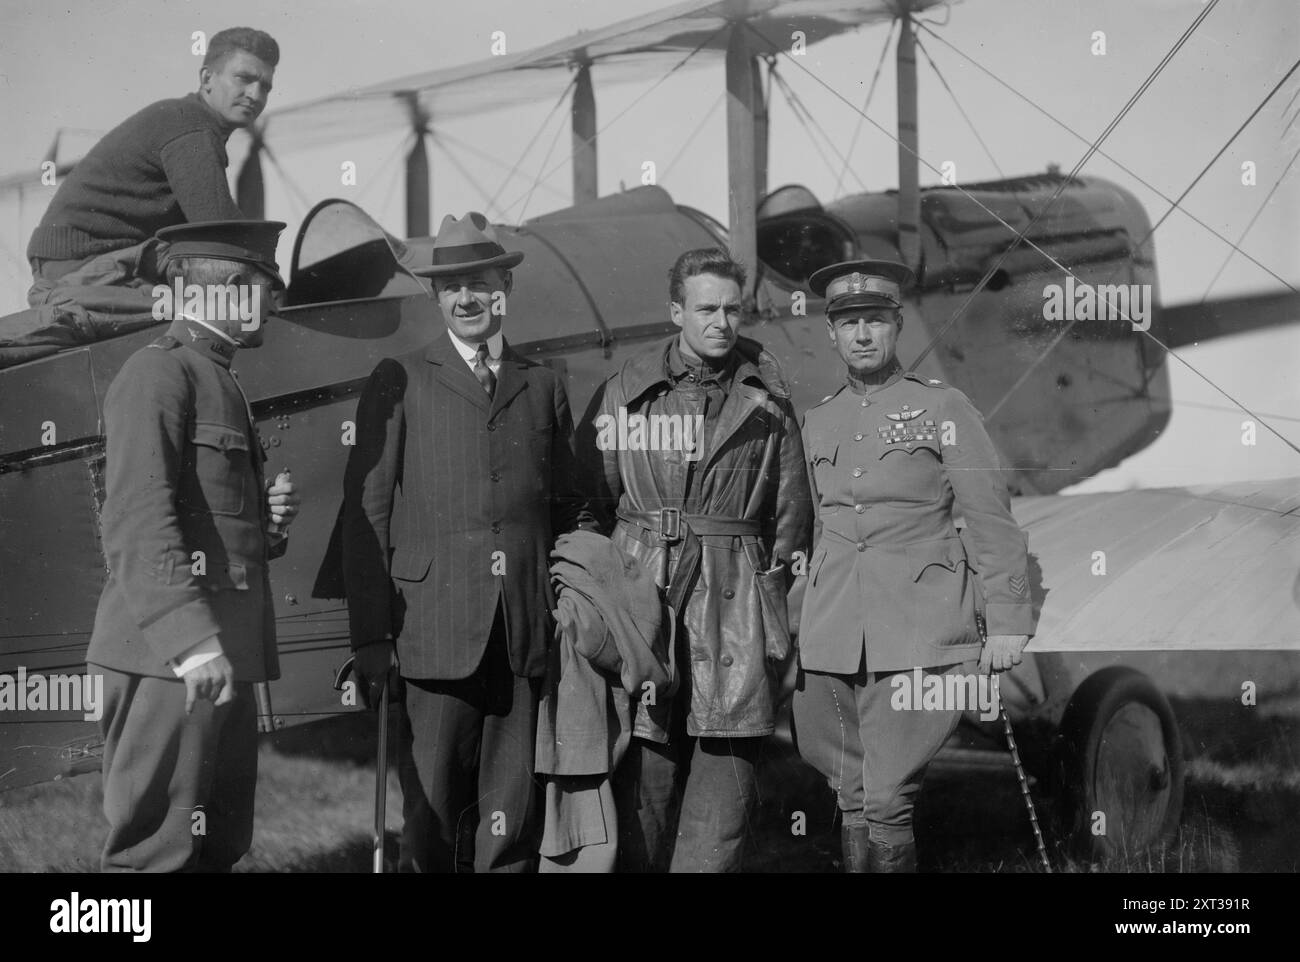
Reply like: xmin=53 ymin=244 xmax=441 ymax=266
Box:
xmin=1 ymin=704 xmax=1297 ymax=872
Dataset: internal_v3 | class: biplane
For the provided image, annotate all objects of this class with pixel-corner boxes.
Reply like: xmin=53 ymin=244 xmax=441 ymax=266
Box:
xmin=2 ymin=0 xmax=1297 ymax=863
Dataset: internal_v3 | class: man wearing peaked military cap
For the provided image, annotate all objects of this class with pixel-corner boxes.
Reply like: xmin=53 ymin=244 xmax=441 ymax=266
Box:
xmin=792 ymin=259 xmax=1036 ymax=873
xmin=87 ymin=219 xmax=299 ymax=871
xmin=342 ymin=211 xmax=594 ymax=872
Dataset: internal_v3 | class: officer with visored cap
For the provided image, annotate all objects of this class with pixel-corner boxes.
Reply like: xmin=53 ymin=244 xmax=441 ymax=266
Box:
xmin=87 ymin=219 xmax=300 ymax=872
xmin=791 ymin=259 xmax=1036 ymax=873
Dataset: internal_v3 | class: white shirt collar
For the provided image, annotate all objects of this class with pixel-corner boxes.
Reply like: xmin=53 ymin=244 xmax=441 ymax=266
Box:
xmin=179 ymin=313 xmax=239 ymax=347
xmin=446 ymin=328 xmax=503 ymax=363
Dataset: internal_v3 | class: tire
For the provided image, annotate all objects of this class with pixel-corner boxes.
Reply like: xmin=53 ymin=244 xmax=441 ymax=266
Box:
xmin=1055 ymin=666 xmax=1184 ymax=860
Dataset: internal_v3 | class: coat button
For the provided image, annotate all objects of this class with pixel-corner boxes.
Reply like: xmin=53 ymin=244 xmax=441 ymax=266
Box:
xmin=852 ymin=467 xmax=863 ymax=478
xmin=722 ymin=588 xmax=735 ymax=600
xmin=487 ymin=423 xmax=497 ymax=432
xmin=720 ymin=654 xmax=734 ymax=667
xmin=854 ymin=433 xmax=863 ymax=441
xmin=490 ymin=471 xmax=501 ymax=482
xmin=857 ymin=540 xmax=867 ymax=551
xmin=491 ymin=522 xmax=502 ymax=534
xmin=855 ymin=504 xmax=865 ymax=514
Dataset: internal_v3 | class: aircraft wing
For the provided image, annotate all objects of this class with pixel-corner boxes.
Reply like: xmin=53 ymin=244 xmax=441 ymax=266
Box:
xmin=1159 ymin=291 xmax=1300 ymax=349
xmin=1015 ymin=479 xmax=1300 ymax=651
xmin=254 ymin=0 xmax=948 ymax=150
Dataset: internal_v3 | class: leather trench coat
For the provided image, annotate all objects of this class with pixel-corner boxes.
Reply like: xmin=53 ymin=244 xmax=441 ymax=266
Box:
xmin=584 ymin=335 xmax=812 ymax=739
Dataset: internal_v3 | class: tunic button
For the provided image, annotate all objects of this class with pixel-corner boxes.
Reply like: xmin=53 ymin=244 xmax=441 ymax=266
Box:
xmin=854 ymin=433 xmax=864 ymax=441
xmin=852 ymin=467 xmax=863 ymax=478
xmin=720 ymin=654 xmax=734 ymax=667
xmin=487 ymin=423 xmax=497 ymax=432
xmin=855 ymin=504 xmax=865 ymax=514
xmin=722 ymin=588 xmax=735 ymax=600
xmin=491 ymin=522 xmax=502 ymax=534
xmin=856 ymin=541 xmax=867 ymax=552
xmin=490 ymin=471 xmax=501 ymax=482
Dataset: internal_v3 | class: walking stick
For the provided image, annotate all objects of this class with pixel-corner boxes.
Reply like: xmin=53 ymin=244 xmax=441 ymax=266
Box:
xmin=372 ymin=677 xmax=389 ymax=875
xmin=253 ymin=682 xmax=276 ymax=734
xmin=333 ymin=655 xmax=390 ymax=874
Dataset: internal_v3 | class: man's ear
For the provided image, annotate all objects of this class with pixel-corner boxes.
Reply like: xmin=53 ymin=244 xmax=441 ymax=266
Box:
xmin=501 ymin=271 xmax=513 ymax=297
xmin=199 ymin=65 xmax=213 ymax=93
xmin=669 ymin=300 xmax=684 ymax=328
xmin=826 ymin=317 xmax=836 ymax=345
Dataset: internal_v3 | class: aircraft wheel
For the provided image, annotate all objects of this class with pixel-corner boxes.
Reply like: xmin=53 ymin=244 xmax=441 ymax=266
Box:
xmin=1056 ymin=667 xmax=1184 ymax=860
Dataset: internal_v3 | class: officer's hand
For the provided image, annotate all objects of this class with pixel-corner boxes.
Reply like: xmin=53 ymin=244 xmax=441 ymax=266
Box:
xmin=774 ymin=649 xmax=799 ymax=707
xmin=266 ymin=471 xmax=300 ymax=531
xmin=979 ymin=634 xmax=1029 ymax=674
xmin=353 ymin=641 xmax=397 ymax=710
xmin=183 ymin=655 xmax=236 ymax=714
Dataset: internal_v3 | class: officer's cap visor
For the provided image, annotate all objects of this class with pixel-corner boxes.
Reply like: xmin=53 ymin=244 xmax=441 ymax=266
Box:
xmin=827 ymin=292 xmax=901 ymax=314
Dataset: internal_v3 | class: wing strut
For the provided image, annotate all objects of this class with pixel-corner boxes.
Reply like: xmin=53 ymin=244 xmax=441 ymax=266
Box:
xmin=725 ymin=22 xmax=765 ymax=304
xmin=896 ymin=7 xmax=921 ymax=275
xmin=572 ymin=58 xmax=598 ymax=204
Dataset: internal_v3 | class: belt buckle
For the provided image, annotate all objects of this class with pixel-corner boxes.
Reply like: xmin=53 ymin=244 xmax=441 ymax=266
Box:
xmin=658 ymin=507 xmax=681 ymax=542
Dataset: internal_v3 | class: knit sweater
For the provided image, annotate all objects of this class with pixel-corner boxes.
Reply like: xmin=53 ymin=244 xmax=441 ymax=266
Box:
xmin=28 ymin=93 xmax=246 ymax=263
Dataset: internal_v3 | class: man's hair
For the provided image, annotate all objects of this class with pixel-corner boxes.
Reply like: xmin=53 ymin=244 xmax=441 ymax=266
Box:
xmin=668 ymin=248 xmax=747 ymax=304
xmin=165 ymin=256 xmax=270 ymax=287
xmin=203 ymin=27 xmax=280 ymax=70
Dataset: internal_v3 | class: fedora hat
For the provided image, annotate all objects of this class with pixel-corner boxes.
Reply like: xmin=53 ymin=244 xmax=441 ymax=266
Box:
xmin=411 ymin=212 xmax=524 ymax=276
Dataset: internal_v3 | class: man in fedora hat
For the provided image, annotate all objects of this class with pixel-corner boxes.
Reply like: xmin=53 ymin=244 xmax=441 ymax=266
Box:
xmin=342 ymin=212 xmax=592 ymax=872
xmin=792 ymin=259 xmax=1035 ymax=872
xmin=88 ymin=218 xmax=300 ymax=871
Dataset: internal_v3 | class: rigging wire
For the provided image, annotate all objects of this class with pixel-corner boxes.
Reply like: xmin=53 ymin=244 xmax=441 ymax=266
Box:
xmin=486 ymin=73 xmax=579 ymax=214
xmin=834 ymin=17 xmax=896 ymax=198
xmin=914 ymin=19 xmax=1297 ymax=296
xmin=661 ymin=91 xmax=725 ymax=183
xmin=351 ymin=131 xmax=413 ymax=207
xmin=748 ymin=8 xmax=1300 ymax=458
xmin=913 ymin=32 xmax=1004 ymax=178
xmin=983 ymin=56 xmax=1300 ymax=463
xmin=431 ymin=131 xmax=512 ymax=223
xmin=512 ymin=98 xmax=572 ymax=224
xmin=907 ymin=0 xmax=1224 ymax=368
xmin=495 ymin=21 xmax=731 ymax=220
xmin=434 ymin=129 xmax=569 ymax=203
xmin=769 ymin=67 xmax=852 ymax=190
xmin=1198 ymin=143 xmax=1300 ymax=303
xmin=770 ymin=65 xmax=871 ymax=194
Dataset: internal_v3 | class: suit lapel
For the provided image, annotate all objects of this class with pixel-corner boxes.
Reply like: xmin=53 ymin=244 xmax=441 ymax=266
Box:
xmin=426 ymin=334 xmax=491 ymax=412
xmin=489 ymin=341 xmax=529 ymax=419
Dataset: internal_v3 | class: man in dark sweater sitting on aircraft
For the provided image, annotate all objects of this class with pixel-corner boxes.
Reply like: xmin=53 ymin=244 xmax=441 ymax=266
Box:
xmin=24 ymin=26 xmax=279 ymax=338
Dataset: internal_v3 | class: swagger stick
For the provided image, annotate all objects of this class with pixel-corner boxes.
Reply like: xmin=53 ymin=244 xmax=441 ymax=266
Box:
xmin=991 ymin=674 xmax=1052 ymax=873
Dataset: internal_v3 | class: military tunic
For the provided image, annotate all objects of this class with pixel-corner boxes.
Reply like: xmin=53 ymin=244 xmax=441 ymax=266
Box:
xmin=792 ymin=363 xmax=1037 ymax=838
xmin=798 ymin=365 xmax=1035 ymax=674
xmin=87 ymin=316 xmax=283 ymax=872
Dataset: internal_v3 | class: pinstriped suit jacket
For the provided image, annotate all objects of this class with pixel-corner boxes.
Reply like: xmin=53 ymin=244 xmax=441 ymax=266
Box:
xmin=341 ymin=333 xmax=591 ymax=680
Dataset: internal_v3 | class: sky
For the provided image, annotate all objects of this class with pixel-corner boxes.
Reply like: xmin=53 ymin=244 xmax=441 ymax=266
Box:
xmin=1 ymin=0 xmax=1297 ymax=490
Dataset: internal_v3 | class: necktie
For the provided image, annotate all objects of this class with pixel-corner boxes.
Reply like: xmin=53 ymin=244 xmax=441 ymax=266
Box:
xmin=473 ymin=342 xmax=497 ymax=398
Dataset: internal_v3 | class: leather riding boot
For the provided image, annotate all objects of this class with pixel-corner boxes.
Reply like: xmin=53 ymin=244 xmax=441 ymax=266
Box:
xmin=840 ymin=823 xmax=871 ymax=873
xmin=866 ymin=837 xmax=917 ymax=873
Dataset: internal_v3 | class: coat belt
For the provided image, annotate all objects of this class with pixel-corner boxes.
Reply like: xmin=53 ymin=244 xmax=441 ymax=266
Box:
xmin=615 ymin=508 xmax=762 ymax=615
